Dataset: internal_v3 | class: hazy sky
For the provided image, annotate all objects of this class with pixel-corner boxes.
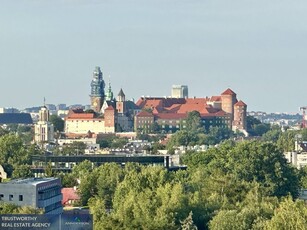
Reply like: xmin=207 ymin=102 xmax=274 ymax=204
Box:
xmin=1 ymin=0 xmax=307 ymax=113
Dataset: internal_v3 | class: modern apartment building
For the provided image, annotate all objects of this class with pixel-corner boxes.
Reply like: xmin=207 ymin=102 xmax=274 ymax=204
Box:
xmin=0 ymin=177 xmax=63 ymax=214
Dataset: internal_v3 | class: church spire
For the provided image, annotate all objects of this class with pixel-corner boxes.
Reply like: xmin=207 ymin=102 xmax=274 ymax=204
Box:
xmin=105 ymin=75 xmax=114 ymax=101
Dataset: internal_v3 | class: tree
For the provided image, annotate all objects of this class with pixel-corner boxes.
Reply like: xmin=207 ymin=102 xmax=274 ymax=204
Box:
xmin=185 ymin=111 xmax=204 ymax=133
xmin=277 ymin=130 xmax=296 ymax=152
xmin=265 ymin=197 xmax=307 ymax=230
xmin=44 ymin=161 xmax=54 ymax=177
xmin=0 ymin=134 xmax=33 ymax=177
xmin=180 ymin=211 xmax=197 ymax=230
xmin=182 ymin=141 xmax=299 ymax=198
xmin=12 ymin=164 xmax=34 ymax=179
xmin=49 ymin=115 xmax=64 ymax=132
xmin=60 ymin=141 xmax=87 ymax=155
xmin=0 ymin=127 xmax=9 ymax=136
xmin=227 ymin=141 xmax=299 ymax=197
xmin=262 ymin=126 xmax=282 ymax=142
xmin=0 ymin=203 xmax=42 ymax=214
xmin=246 ymin=116 xmax=270 ymax=136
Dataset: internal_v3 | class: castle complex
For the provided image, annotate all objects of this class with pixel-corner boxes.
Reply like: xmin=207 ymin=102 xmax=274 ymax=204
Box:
xmin=135 ymin=88 xmax=247 ymax=134
xmin=63 ymin=66 xmax=247 ymax=136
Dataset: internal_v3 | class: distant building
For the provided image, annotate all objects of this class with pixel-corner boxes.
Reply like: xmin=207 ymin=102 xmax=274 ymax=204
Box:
xmin=65 ymin=108 xmax=115 ymax=134
xmin=34 ymin=106 xmax=54 ymax=143
xmin=0 ymin=177 xmax=63 ymax=214
xmin=61 ymin=187 xmax=80 ymax=207
xmin=284 ymin=151 xmax=307 ymax=169
xmin=135 ymin=88 xmax=247 ymax=134
xmin=0 ymin=107 xmax=19 ymax=113
xmin=0 ymin=113 xmax=33 ymax=125
xmin=171 ymin=85 xmax=188 ymax=98
xmin=0 ymin=165 xmax=7 ymax=182
xmin=90 ymin=66 xmax=105 ymax=113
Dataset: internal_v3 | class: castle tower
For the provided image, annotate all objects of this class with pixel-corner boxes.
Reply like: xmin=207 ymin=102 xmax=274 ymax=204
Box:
xmin=90 ymin=66 xmax=105 ymax=113
xmin=116 ymin=88 xmax=126 ymax=114
xmin=232 ymin=100 xmax=247 ymax=132
xmin=221 ymin=88 xmax=238 ymax=120
xmin=35 ymin=106 xmax=54 ymax=143
xmin=104 ymin=106 xmax=116 ymax=133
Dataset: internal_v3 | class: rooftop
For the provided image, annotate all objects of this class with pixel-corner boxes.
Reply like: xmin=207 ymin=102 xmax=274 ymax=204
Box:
xmin=2 ymin=177 xmax=58 ymax=186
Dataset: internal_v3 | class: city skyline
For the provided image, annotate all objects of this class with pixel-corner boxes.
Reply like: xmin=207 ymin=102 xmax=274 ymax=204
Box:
xmin=1 ymin=0 xmax=307 ymax=113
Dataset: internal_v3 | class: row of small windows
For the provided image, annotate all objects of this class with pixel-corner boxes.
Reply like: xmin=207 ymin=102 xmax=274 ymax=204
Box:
xmin=0 ymin=194 xmax=23 ymax=201
xmin=70 ymin=120 xmax=102 ymax=123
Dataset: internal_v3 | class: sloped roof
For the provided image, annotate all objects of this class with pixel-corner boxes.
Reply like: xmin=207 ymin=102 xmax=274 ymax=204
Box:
xmin=105 ymin=105 xmax=115 ymax=111
xmin=221 ymin=88 xmax=236 ymax=96
xmin=118 ymin=88 xmax=125 ymax=97
xmin=125 ymin=101 xmax=140 ymax=110
xmin=61 ymin=188 xmax=80 ymax=205
xmin=136 ymin=111 xmax=154 ymax=117
xmin=0 ymin=113 xmax=33 ymax=124
xmin=209 ymin=96 xmax=222 ymax=102
xmin=235 ymin=100 xmax=247 ymax=107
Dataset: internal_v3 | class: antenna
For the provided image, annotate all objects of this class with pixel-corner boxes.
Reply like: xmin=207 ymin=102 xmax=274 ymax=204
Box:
xmin=43 ymin=97 xmax=46 ymax=107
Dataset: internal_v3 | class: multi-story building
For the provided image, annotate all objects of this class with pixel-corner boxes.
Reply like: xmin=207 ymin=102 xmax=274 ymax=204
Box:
xmin=34 ymin=106 xmax=54 ymax=143
xmin=64 ymin=108 xmax=115 ymax=134
xmin=135 ymin=88 xmax=247 ymax=134
xmin=65 ymin=77 xmax=135 ymax=134
xmin=171 ymin=85 xmax=188 ymax=98
xmin=0 ymin=177 xmax=63 ymax=214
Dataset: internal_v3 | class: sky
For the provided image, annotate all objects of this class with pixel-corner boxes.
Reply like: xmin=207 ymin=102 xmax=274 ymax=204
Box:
xmin=1 ymin=0 xmax=307 ymax=113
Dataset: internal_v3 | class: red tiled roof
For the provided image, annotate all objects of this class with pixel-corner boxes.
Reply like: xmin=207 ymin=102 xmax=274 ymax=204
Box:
xmin=235 ymin=100 xmax=247 ymax=107
xmin=61 ymin=188 xmax=80 ymax=205
xmin=185 ymin=98 xmax=208 ymax=104
xmin=136 ymin=111 xmax=154 ymax=117
xmin=66 ymin=113 xmax=95 ymax=119
xmin=221 ymin=88 xmax=236 ymax=95
xmin=105 ymin=105 xmax=115 ymax=111
xmin=177 ymin=104 xmax=210 ymax=114
xmin=209 ymin=96 xmax=222 ymax=102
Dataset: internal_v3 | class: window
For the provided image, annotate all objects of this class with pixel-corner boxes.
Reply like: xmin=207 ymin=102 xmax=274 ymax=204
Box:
xmin=9 ymin=195 xmax=13 ymax=201
xmin=19 ymin=195 xmax=23 ymax=201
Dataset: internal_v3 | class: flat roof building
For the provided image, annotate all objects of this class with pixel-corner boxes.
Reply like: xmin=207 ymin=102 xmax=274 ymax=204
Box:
xmin=0 ymin=177 xmax=63 ymax=214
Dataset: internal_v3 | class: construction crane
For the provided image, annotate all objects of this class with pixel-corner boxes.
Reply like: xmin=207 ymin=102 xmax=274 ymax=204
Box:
xmin=300 ymin=106 xmax=307 ymax=128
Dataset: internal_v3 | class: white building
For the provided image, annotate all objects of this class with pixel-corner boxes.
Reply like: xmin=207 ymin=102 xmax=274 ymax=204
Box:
xmin=171 ymin=85 xmax=188 ymax=98
xmin=284 ymin=151 xmax=307 ymax=169
xmin=34 ymin=106 xmax=54 ymax=143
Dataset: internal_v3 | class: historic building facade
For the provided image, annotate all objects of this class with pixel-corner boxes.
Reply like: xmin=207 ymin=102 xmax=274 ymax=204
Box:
xmin=64 ymin=67 xmax=135 ymax=135
xmin=135 ymin=88 xmax=247 ymax=134
xmin=34 ymin=106 xmax=54 ymax=143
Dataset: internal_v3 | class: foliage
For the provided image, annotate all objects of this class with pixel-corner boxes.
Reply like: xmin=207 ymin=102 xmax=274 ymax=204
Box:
xmin=57 ymin=172 xmax=78 ymax=188
xmin=12 ymin=164 xmax=34 ymax=179
xmin=54 ymin=141 xmax=87 ymax=155
xmin=246 ymin=116 xmax=270 ymax=136
xmin=265 ymin=197 xmax=307 ymax=230
xmin=276 ymin=130 xmax=296 ymax=152
xmin=180 ymin=211 xmax=197 ymax=230
xmin=49 ymin=115 xmax=64 ymax=132
xmin=97 ymin=135 xmax=128 ymax=149
xmin=0 ymin=202 xmax=43 ymax=214
xmin=185 ymin=111 xmax=204 ymax=133
xmin=182 ymin=141 xmax=299 ymax=198
xmin=0 ymin=134 xmax=35 ymax=177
